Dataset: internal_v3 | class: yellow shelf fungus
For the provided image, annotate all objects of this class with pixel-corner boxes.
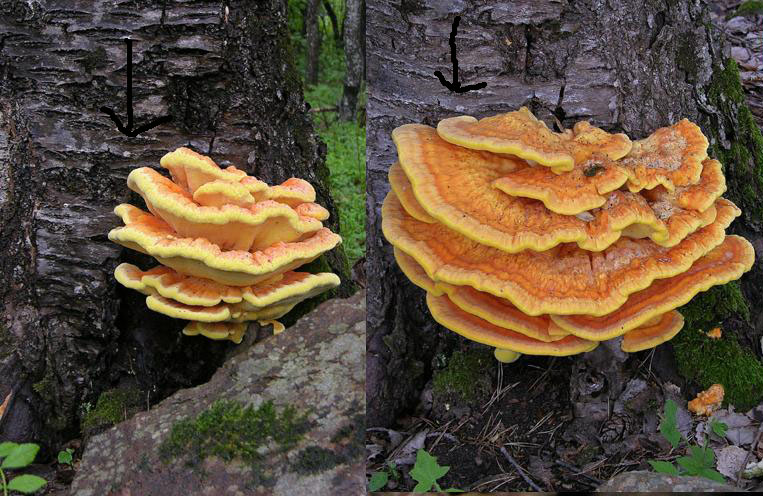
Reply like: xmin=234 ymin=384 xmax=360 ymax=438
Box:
xmin=110 ymin=148 xmax=342 ymax=342
xmin=384 ymin=108 xmax=755 ymax=360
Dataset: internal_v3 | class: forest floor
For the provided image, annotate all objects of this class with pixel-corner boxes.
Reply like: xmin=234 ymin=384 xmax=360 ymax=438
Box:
xmin=368 ymin=348 xmax=763 ymax=492
xmin=366 ymin=2 xmax=763 ymax=492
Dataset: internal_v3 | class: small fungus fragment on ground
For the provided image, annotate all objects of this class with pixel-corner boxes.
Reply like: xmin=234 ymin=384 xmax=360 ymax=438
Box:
xmin=707 ymin=327 xmax=722 ymax=339
xmin=383 ymin=107 xmax=755 ymax=361
xmin=688 ymin=384 xmax=725 ymax=416
xmin=109 ymin=148 xmax=342 ymax=342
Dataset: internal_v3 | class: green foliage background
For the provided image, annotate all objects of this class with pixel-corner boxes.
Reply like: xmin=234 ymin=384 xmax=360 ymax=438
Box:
xmin=288 ymin=0 xmax=366 ymax=266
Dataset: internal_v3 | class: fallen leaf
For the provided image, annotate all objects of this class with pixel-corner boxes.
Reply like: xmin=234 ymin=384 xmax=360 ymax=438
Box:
xmin=389 ymin=429 xmax=429 ymax=466
xmin=716 ymin=445 xmax=749 ymax=478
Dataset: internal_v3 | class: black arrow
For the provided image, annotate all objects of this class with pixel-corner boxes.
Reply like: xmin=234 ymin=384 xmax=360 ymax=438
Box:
xmin=434 ymin=16 xmax=487 ymax=94
xmin=100 ymin=38 xmax=173 ymax=137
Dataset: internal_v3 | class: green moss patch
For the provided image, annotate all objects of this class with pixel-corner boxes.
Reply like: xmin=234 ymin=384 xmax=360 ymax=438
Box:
xmin=158 ymin=399 xmax=310 ymax=469
xmin=672 ymin=325 xmax=763 ymax=411
xmin=293 ymin=445 xmax=343 ymax=474
xmin=432 ymin=349 xmax=493 ymax=403
xmin=675 ymin=282 xmax=763 ymax=409
xmin=679 ymin=282 xmax=750 ymax=329
xmin=707 ymin=58 xmax=763 ymax=223
xmin=81 ymin=387 xmax=142 ymax=431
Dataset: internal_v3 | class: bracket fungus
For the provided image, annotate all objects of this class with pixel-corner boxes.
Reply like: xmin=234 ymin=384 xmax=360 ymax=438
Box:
xmin=383 ymin=108 xmax=755 ymax=362
xmin=109 ymin=147 xmax=341 ymax=342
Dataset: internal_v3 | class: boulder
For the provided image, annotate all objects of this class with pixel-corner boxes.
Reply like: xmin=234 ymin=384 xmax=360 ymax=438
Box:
xmin=597 ymin=470 xmax=744 ymax=492
xmin=71 ymin=291 xmax=365 ymax=496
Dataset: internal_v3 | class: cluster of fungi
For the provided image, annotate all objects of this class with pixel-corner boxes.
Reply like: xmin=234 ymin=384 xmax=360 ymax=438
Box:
xmin=383 ymin=107 xmax=754 ymax=363
xmin=109 ymin=148 xmax=341 ymax=343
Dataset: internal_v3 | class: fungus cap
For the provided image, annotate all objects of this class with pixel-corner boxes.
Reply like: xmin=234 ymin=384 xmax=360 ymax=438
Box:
xmin=549 ymin=235 xmax=754 ymax=339
xmin=620 ymin=119 xmax=709 ymax=192
xmin=127 ymin=167 xmax=323 ymax=251
xmin=436 ymin=107 xmax=576 ymax=171
xmin=114 ymin=263 xmax=340 ymax=309
xmin=393 ymin=124 xmax=711 ymax=253
xmin=394 ymin=248 xmax=565 ymax=342
xmin=109 ymin=204 xmax=341 ymax=286
xmin=492 ymin=154 xmax=630 ymax=215
xmin=620 ymin=311 xmax=684 ymax=352
xmin=161 ymin=147 xmax=249 ymax=193
xmin=426 ymin=292 xmax=598 ymax=356
xmin=382 ymin=190 xmax=739 ymax=316
xmin=183 ymin=321 xmax=249 ymax=343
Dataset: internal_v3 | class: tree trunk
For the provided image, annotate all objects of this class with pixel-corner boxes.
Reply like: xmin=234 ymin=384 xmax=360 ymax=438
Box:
xmin=322 ymin=0 xmax=342 ymax=46
xmin=0 ymin=0 xmax=353 ymax=448
xmin=338 ymin=0 xmax=365 ymax=121
xmin=366 ymin=0 xmax=763 ymax=427
xmin=305 ymin=0 xmax=322 ymax=85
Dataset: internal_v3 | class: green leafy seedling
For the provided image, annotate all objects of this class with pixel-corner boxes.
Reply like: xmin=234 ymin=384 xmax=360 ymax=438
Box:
xmin=659 ymin=399 xmax=681 ymax=449
xmin=368 ymin=471 xmax=388 ymax=491
xmin=709 ymin=418 xmax=728 ymax=439
xmin=649 ymin=400 xmax=727 ymax=484
xmin=57 ymin=448 xmax=74 ymax=466
xmin=368 ymin=461 xmax=401 ymax=492
xmin=0 ymin=442 xmax=46 ymax=495
xmin=409 ymin=449 xmax=464 ymax=493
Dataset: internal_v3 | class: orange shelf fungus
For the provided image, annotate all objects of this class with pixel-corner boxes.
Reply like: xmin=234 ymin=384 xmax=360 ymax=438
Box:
xmin=384 ymin=108 xmax=755 ymax=361
xmin=688 ymin=384 xmax=725 ymax=416
xmin=707 ymin=327 xmax=722 ymax=339
xmin=110 ymin=148 xmax=341 ymax=343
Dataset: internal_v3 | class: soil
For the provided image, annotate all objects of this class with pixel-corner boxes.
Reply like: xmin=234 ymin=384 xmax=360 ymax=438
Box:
xmin=369 ymin=355 xmax=662 ymax=492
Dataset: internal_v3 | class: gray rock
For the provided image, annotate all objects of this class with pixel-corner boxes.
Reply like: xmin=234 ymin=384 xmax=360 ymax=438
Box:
xmin=70 ymin=292 xmax=365 ymax=496
xmin=597 ymin=471 xmax=744 ymax=492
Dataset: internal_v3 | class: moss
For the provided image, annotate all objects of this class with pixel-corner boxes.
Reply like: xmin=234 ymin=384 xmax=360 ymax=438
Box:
xmin=432 ymin=349 xmax=493 ymax=402
xmin=708 ymin=58 xmax=745 ymax=106
xmin=81 ymin=387 xmax=142 ymax=431
xmin=678 ymin=282 xmax=750 ymax=329
xmin=32 ymin=367 xmax=56 ymax=401
xmin=158 ymin=399 xmax=310 ymax=470
xmin=292 ymin=410 xmax=363 ymax=474
xmin=706 ymin=58 xmax=763 ymax=223
xmin=675 ymin=281 xmax=762 ymax=409
xmin=672 ymin=326 xmax=763 ymax=410
xmin=292 ymin=445 xmax=343 ymax=474
xmin=671 ymin=56 xmax=763 ymax=410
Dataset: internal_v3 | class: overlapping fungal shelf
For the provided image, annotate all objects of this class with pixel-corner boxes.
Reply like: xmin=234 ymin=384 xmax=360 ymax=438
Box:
xmin=382 ymin=107 xmax=755 ymax=362
xmin=109 ymin=147 xmax=341 ymax=343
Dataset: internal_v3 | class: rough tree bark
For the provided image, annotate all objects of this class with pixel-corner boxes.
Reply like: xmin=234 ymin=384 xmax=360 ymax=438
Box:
xmin=366 ymin=0 xmax=763 ymax=427
xmin=0 ymin=0 xmax=353 ymax=448
xmin=339 ymin=0 xmax=365 ymax=120
xmin=305 ymin=0 xmax=322 ymax=85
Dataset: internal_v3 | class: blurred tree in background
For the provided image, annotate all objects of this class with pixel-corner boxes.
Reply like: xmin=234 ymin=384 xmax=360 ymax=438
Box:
xmin=287 ymin=0 xmax=366 ymax=267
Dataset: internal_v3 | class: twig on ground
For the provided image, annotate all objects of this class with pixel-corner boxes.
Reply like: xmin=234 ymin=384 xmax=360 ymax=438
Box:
xmin=554 ymin=459 xmax=604 ymax=485
xmin=500 ymin=446 xmax=543 ymax=491
xmin=737 ymin=420 xmax=763 ymax=487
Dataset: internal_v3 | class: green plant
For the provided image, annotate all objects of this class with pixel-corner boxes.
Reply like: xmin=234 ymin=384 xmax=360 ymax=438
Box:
xmin=648 ymin=399 xmax=727 ymax=483
xmin=0 ymin=442 xmax=46 ymax=495
xmin=57 ymin=448 xmax=74 ymax=466
xmin=409 ymin=449 xmax=463 ymax=493
xmin=368 ymin=461 xmax=400 ymax=491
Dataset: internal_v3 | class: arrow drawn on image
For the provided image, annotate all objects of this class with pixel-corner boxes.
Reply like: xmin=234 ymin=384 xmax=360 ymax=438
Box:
xmin=100 ymin=38 xmax=173 ymax=137
xmin=434 ymin=16 xmax=487 ymax=94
